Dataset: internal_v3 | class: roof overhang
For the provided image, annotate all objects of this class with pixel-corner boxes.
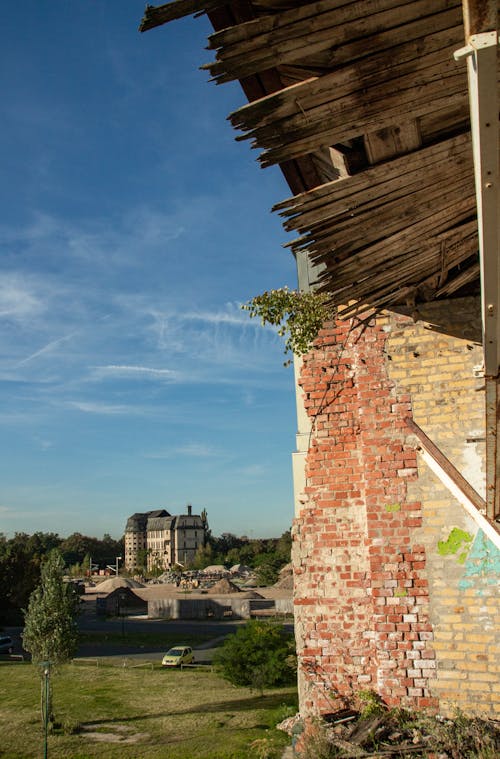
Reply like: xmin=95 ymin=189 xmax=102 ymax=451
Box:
xmin=139 ymin=1 xmax=499 ymax=525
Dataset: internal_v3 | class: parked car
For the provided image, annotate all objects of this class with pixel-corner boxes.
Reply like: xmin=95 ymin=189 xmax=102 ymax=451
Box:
xmin=161 ymin=646 xmax=194 ymax=667
xmin=0 ymin=636 xmax=13 ymax=655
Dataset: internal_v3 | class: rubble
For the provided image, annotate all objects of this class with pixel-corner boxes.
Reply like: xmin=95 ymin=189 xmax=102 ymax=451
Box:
xmin=279 ymin=707 xmax=500 ymax=758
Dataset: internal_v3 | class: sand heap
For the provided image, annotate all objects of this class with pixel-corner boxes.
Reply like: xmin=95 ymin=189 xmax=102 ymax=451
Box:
xmin=274 ymin=562 xmax=293 ymax=590
xmin=93 ymin=577 xmax=145 ymax=594
xmin=207 ymin=578 xmax=241 ymax=595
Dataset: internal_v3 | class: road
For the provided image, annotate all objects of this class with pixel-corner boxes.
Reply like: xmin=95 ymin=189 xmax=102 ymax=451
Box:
xmin=4 ymin=600 xmax=293 ymax=664
xmin=77 ymin=617 xmax=243 ymax=662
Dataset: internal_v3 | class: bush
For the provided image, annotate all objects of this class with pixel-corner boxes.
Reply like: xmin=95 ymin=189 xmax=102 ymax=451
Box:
xmin=214 ymin=620 xmax=296 ymax=693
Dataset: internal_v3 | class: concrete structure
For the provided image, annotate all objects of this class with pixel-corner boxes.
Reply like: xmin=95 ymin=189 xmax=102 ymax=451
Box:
xmin=124 ymin=505 xmax=207 ymax=572
xmin=148 ymin=595 xmax=293 ymax=620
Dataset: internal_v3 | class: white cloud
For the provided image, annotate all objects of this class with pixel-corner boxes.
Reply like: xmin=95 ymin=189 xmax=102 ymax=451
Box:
xmin=0 ymin=273 xmax=45 ymax=322
xmin=15 ymin=330 xmax=79 ymax=367
xmin=65 ymin=400 xmax=142 ymax=416
xmin=144 ymin=442 xmax=223 ymax=459
xmin=236 ymin=464 xmax=269 ymax=479
xmin=92 ymin=364 xmax=179 ymax=381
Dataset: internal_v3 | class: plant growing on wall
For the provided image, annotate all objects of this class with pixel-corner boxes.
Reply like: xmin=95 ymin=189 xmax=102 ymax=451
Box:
xmin=242 ymin=287 xmax=332 ymax=365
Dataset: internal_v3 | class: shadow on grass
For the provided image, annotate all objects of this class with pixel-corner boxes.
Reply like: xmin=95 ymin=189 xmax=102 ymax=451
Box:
xmin=80 ymin=690 xmax=297 ymax=727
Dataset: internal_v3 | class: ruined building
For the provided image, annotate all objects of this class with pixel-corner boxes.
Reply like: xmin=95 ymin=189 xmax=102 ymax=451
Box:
xmin=124 ymin=504 xmax=207 ymax=571
xmin=139 ymin=1 xmax=499 ymax=719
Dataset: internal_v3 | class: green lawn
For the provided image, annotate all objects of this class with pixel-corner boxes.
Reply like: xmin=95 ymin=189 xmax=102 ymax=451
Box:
xmin=0 ymin=662 xmax=297 ymax=758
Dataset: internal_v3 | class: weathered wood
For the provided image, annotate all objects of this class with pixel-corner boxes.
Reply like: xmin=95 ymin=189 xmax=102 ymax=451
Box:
xmin=278 ymin=139 xmax=473 ymax=234
xmin=327 ymin=231 xmax=478 ymax=303
xmin=364 ymin=121 xmax=421 ymax=164
xmin=306 ymin=196 xmax=477 ymax=266
xmin=208 ymin=0 xmax=408 ymax=50
xmin=249 ymin=73 xmax=468 ymax=166
xmin=406 ymin=417 xmax=500 ymax=547
xmin=139 ymin=0 xmax=225 ymax=31
xmin=462 ymin=0 xmax=498 ymax=38
xmin=137 ymin=0 xmax=485 ymax=317
xmin=206 ymin=0 xmax=462 ymax=82
xmin=435 ymin=262 xmax=480 ymax=297
xmin=275 ymin=134 xmax=472 ymax=215
xmin=230 ymin=26 xmax=462 ymax=131
xmin=313 ymin=233 xmax=477 ymax=311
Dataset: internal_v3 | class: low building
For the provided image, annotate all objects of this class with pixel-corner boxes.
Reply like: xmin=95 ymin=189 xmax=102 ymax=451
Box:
xmin=124 ymin=504 xmax=207 ymax=572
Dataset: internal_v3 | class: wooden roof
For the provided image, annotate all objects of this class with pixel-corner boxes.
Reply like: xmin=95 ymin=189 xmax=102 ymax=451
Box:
xmin=139 ymin=0 xmax=497 ymax=318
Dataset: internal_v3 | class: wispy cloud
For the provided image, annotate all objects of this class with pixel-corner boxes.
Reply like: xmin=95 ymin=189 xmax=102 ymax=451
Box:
xmin=0 ymin=273 xmax=45 ymax=322
xmin=65 ymin=400 xmax=144 ymax=416
xmin=182 ymin=307 xmax=252 ymax=327
xmin=92 ymin=364 xmax=179 ymax=381
xmin=236 ymin=464 xmax=269 ymax=479
xmin=144 ymin=442 xmax=223 ymax=459
xmin=15 ymin=330 xmax=79 ymax=367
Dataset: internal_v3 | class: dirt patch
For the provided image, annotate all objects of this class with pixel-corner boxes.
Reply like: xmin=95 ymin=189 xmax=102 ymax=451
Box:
xmin=80 ymin=723 xmax=149 ymax=744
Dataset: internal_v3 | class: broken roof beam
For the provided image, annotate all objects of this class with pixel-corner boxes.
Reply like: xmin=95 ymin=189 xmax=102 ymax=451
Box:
xmin=205 ymin=0 xmax=462 ymax=83
xmin=138 ymin=1 xmax=225 ymax=31
xmin=228 ymin=42 xmax=471 ymax=166
xmin=406 ymin=417 xmax=500 ymax=550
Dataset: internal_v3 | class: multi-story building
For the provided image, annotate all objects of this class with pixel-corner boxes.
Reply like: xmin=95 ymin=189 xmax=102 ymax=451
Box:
xmin=124 ymin=504 xmax=207 ymax=572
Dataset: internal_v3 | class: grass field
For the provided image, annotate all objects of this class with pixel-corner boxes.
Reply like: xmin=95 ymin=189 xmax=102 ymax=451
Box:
xmin=0 ymin=661 xmax=297 ymax=758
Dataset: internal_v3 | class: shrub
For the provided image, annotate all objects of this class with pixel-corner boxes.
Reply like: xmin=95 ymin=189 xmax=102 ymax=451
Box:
xmin=214 ymin=620 xmax=296 ymax=693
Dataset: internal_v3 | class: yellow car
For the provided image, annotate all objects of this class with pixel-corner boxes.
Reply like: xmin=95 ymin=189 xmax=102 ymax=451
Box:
xmin=161 ymin=646 xmax=194 ymax=667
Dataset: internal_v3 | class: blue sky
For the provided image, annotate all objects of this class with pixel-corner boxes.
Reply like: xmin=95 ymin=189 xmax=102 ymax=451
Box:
xmin=0 ymin=2 xmax=299 ymax=540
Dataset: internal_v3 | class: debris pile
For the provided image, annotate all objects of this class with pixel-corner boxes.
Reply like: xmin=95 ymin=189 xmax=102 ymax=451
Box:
xmin=278 ymin=706 xmax=500 ymax=758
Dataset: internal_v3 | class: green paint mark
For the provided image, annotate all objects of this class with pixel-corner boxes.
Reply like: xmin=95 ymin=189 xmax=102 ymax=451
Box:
xmin=437 ymin=528 xmax=473 ymax=559
xmin=394 ymin=588 xmax=408 ymax=597
xmin=385 ymin=503 xmax=401 ymax=513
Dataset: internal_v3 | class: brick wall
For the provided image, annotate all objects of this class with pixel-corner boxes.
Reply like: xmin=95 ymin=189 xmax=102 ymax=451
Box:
xmin=293 ymin=297 xmax=500 ymax=718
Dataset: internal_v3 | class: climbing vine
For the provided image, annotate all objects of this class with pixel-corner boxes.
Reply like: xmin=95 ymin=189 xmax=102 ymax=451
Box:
xmin=241 ymin=287 xmax=332 ymax=365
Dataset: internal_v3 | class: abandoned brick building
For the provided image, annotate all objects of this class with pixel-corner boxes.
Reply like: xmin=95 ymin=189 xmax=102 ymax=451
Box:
xmin=139 ymin=1 xmax=499 ymax=718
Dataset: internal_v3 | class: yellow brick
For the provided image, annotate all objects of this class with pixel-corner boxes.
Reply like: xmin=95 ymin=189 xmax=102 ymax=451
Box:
xmin=470 ymin=672 xmax=498 ymax=683
xmin=435 ymin=671 xmax=467 ymax=681
xmin=457 ymin=661 xmax=487 ymax=672
xmin=441 ymin=614 xmax=464 ymax=624
xmin=457 ymin=642 xmax=491 ymax=652
xmin=458 ymin=681 xmax=491 ymax=692
xmin=467 ymin=634 xmax=496 ymax=643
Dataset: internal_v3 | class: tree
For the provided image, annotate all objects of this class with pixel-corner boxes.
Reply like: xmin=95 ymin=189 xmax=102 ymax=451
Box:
xmin=22 ymin=550 xmax=79 ymax=726
xmin=242 ymin=287 xmax=331 ymax=364
xmin=23 ymin=549 xmax=79 ymax=665
xmin=0 ymin=535 xmax=43 ymax=624
xmin=214 ymin=620 xmax=296 ymax=693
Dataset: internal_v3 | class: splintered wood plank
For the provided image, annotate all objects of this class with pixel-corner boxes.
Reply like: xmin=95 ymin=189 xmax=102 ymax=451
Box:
xmin=139 ymin=0 xmax=225 ymax=30
xmin=284 ymin=158 xmax=473 ymax=238
xmin=319 ymin=221 xmax=478 ymax=298
xmin=314 ymin=220 xmax=478 ymax=314
xmin=235 ymin=61 xmax=468 ymax=165
xmin=208 ymin=0 xmax=408 ymax=49
xmin=274 ymin=134 xmax=472 ymax=217
xmin=206 ymin=0 xmax=462 ymax=82
xmin=230 ymin=26 xmax=462 ymax=129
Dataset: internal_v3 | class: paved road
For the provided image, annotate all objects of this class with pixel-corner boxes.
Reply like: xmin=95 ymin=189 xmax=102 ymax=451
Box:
xmin=5 ymin=619 xmax=255 ymax=664
xmin=4 ymin=612 xmax=293 ymax=664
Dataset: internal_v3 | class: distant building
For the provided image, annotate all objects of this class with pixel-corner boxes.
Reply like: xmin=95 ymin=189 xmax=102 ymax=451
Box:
xmin=124 ymin=504 xmax=207 ymax=571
